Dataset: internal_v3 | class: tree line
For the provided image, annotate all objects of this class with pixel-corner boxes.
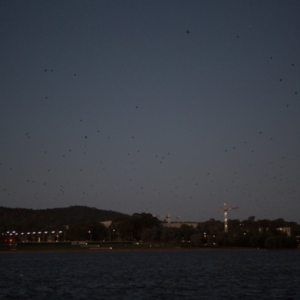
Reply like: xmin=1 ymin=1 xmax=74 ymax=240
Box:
xmin=1 ymin=208 xmax=300 ymax=249
xmin=64 ymin=214 xmax=300 ymax=249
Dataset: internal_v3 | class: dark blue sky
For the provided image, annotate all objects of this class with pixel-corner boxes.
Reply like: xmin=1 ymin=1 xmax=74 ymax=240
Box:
xmin=1 ymin=1 xmax=300 ymax=222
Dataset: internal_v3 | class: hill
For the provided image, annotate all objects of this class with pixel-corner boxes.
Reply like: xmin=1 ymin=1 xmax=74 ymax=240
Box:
xmin=0 ymin=206 xmax=129 ymax=231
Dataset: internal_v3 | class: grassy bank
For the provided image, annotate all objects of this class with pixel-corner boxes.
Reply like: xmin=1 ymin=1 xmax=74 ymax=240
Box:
xmin=2 ymin=242 xmax=288 ymax=253
xmin=1 ymin=241 xmax=188 ymax=252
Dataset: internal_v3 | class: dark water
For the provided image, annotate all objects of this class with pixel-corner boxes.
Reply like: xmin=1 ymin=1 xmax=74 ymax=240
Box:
xmin=1 ymin=250 xmax=299 ymax=299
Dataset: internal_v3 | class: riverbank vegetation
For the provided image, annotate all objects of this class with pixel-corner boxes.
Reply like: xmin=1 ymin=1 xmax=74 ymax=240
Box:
xmin=1 ymin=206 xmax=299 ymax=249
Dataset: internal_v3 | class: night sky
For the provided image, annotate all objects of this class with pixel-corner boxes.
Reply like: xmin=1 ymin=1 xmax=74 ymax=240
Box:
xmin=1 ymin=1 xmax=300 ymax=222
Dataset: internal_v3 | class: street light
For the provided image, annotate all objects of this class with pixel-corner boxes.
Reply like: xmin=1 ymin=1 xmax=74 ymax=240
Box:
xmin=58 ymin=231 xmax=62 ymax=242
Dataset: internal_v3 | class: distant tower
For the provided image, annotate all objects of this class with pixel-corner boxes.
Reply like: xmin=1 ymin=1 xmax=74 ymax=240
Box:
xmin=221 ymin=203 xmax=239 ymax=233
xmin=158 ymin=212 xmax=180 ymax=224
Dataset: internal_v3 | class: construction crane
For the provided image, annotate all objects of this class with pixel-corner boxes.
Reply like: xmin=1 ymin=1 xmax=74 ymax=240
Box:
xmin=158 ymin=212 xmax=180 ymax=224
xmin=220 ymin=203 xmax=239 ymax=233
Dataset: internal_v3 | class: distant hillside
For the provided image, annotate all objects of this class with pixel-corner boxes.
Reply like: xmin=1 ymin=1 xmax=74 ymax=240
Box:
xmin=0 ymin=206 xmax=129 ymax=230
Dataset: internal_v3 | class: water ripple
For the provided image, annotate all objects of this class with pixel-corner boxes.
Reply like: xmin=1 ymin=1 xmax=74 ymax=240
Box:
xmin=0 ymin=250 xmax=300 ymax=299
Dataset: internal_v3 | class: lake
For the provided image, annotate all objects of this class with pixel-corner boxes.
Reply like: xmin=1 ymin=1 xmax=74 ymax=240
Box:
xmin=1 ymin=249 xmax=299 ymax=299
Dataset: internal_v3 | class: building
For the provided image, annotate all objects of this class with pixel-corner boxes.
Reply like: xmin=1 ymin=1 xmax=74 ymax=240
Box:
xmin=162 ymin=222 xmax=198 ymax=228
xmin=277 ymin=227 xmax=291 ymax=237
xmin=100 ymin=221 xmax=112 ymax=228
xmin=259 ymin=227 xmax=292 ymax=237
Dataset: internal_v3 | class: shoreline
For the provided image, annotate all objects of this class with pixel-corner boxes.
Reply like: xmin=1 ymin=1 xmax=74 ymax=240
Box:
xmin=2 ymin=242 xmax=298 ymax=254
xmin=0 ymin=247 xmax=269 ymax=254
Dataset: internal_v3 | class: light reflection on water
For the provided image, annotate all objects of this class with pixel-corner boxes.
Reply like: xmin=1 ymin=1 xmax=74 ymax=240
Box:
xmin=1 ymin=250 xmax=299 ymax=299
